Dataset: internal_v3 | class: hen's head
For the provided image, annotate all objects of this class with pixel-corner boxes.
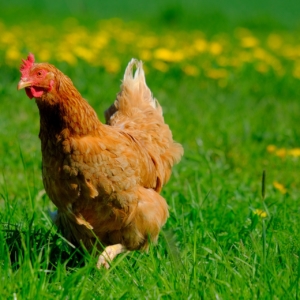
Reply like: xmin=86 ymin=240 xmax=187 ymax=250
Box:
xmin=18 ymin=53 xmax=55 ymax=99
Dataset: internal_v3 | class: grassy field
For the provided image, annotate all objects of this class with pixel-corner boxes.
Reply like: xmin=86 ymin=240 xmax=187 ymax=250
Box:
xmin=1 ymin=1 xmax=300 ymax=299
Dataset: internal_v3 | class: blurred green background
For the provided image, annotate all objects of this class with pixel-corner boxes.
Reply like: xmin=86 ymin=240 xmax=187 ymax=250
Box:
xmin=1 ymin=0 xmax=300 ymax=28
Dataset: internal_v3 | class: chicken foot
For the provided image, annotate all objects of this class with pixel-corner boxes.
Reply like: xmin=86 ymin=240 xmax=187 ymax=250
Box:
xmin=96 ymin=244 xmax=127 ymax=269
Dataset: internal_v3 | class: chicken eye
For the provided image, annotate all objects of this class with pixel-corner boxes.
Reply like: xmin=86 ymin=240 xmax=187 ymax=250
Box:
xmin=37 ymin=71 xmax=43 ymax=76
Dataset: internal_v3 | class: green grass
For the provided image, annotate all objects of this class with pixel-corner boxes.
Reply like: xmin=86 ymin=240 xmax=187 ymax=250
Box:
xmin=1 ymin=1 xmax=300 ymax=299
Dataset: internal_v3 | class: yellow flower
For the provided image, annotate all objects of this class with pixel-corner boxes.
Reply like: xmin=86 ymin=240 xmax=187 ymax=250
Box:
xmin=206 ymin=68 xmax=228 ymax=79
xmin=153 ymin=48 xmax=184 ymax=63
xmin=293 ymin=62 xmax=300 ymax=79
xmin=139 ymin=36 xmax=158 ymax=48
xmin=253 ymin=48 xmax=268 ymax=60
xmin=255 ymin=62 xmax=269 ymax=73
xmin=1 ymin=31 xmax=16 ymax=44
xmin=5 ymin=47 xmax=21 ymax=63
xmin=73 ymin=46 xmax=94 ymax=62
xmin=92 ymin=33 xmax=109 ymax=50
xmin=152 ymin=61 xmax=169 ymax=72
xmin=209 ymin=42 xmax=223 ymax=55
xmin=267 ymin=145 xmax=277 ymax=153
xmin=182 ymin=65 xmax=199 ymax=76
xmin=38 ymin=48 xmax=51 ymax=61
xmin=282 ymin=45 xmax=298 ymax=60
xmin=268 ymin=146 xmax=300 ymax=158
xmin=254 ymin=209 xmax=267 ymax=218
xmin=288 ymin=148 xmax=300 ymax=157
xmin=56 ymin=51 xmax=77 ymax=65
xmin=139 ymin=50 xmax=152 ymax=61
xmin=102 ymin=57 xmax=120 ymax=73
xmin=241 ymin=36 xmax=259 ymax=48
xmin=275 ymin=148 xmax=287 ymax=158
xmin=273 ymin=181 xmax=287 ymax=194
xmin=194 ymin=38 xmax=208 ymax=52
xmin=0 ymin=17 xmax=299 ymax=81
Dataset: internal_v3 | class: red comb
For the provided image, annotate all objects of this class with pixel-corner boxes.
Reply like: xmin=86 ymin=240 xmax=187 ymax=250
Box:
xmin=20 ymin=53 xmax=35 ymax=78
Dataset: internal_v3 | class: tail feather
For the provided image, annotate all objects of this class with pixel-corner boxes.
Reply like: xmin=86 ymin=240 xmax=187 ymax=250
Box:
xmin=105 ymin=58 xmax=183 ymax=189
xmin=105 ymin=59 xmax=159 ymax=123
xmin=122 ymin=58 xmax=157 ymax=109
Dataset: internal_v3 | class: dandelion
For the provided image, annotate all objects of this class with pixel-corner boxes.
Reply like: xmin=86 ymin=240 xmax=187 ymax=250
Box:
xmin=293 ymin=62 xmax=300 ymax=79
xmin=73 ymin=46 xmax=94 ymax=62
xmin=275 ymin=148 xmax=287 ymax=158
xmin=1 ymin=31 xmax=16 ymax=44
xmin=209 ymin=42 xmax=222 ymax=55
xmin=102 ymin=57 xmax=121 ymax=73
xmin=241 ymin=36 xmax=259 ymax=48
xmin=194 ymin=39 xmax=207 ymax=52
xmin=56 ymin=51 xmax=77 ymax=65
xmin=206 ymin=68 xmax=228 ymax=79
xmin=5 ymin=47 xmax=21 ymax=63
xmin=268 ymin=145 xmax=300 ymax=158
xmin=267 ymin=145 xmax=276 ymax=153
xmin=255 ymin=62 xmax=269 ymax=73
xmin=0 ymin=18 xmax=299 ymax=80
xmin=139 ymin=50 xmax=152 ymax=61
xmin=254 ymin=209 xmax=267 ymax=218
xmin=253 ymin=48 xmax=269 ymax=61
xmin=38 ymin=48 xmax=51 ymax=62
xmin=288 ymin=148 xmax=300 ymax=157
xmin=282 ymin=45 xmax=299 ymax=60
xmin=273 ymin=181 xmax=287 ymax=194
xmin=153 ymin=48 xmax=184 ymax=63
xmin=92 ymin=34 xmax=109 ymax=50
xmin=139 ymin=36 xmax=158 ymax=48
xmin=182 ymin=65 xmax=199 ymax=76
xmin=152 ymin=61 xmax=169 ymax=72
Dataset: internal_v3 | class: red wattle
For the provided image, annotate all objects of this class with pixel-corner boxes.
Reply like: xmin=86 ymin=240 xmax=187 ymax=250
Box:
xmin=31 ymin=86 xmax=44 ymax=98
xmin=25 ymin=86 xmax=45 ymax=99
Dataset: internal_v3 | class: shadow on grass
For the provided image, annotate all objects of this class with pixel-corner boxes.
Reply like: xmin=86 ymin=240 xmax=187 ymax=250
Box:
xmin=1 ymin=223 xmax=87 ymax=271
xmin=1 ymin=223 xmax=184 ymax=273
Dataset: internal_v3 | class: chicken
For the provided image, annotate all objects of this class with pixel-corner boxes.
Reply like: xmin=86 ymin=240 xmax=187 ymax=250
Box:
xmin=17 ymin=53 xmax=183 ymax=268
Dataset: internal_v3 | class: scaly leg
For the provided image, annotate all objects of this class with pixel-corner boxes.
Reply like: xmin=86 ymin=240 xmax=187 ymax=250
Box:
xmin=96 ymin=244 xmax=127 ymax=269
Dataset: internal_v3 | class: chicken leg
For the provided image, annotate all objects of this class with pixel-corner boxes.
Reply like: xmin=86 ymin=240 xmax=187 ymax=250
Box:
xmin=97 ymin=244 xmax=127 ymax=269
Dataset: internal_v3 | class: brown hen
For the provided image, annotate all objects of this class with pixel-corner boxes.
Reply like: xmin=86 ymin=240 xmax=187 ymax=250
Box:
xmin=17 ymin=54 xmax=183 ymax=268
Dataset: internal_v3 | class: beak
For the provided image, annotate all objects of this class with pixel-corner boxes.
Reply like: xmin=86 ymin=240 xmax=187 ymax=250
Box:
xmin=17 ymin=79 xmax=33 ymax=90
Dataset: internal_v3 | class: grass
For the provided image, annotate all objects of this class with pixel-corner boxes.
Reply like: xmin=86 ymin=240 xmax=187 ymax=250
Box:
xmin=1 ymin=1 xmax=300 ymax=299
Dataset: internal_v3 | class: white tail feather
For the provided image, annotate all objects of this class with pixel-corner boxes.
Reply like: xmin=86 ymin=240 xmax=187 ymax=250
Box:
xmin=105 ymin=58 xmax=161 ymax=124
xmin=123 ymin=58 xmax=157 ymax=109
